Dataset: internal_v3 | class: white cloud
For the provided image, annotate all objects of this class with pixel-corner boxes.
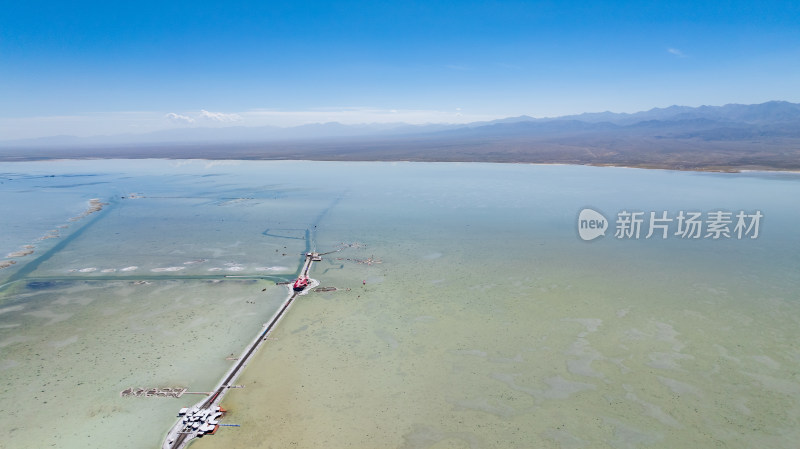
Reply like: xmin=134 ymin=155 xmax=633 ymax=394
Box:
xmin=667 ymin=48 xmax=686 ymax=58
xmin=165 ymin=112 xmax=195 ymax=124
xmin=199 ymin=109 xmax=242 ymax=122
xmin=241 ymin=107 xmax=495 ymax=127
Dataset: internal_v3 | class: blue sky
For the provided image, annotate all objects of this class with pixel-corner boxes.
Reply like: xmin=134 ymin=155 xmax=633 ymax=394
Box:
xmin=1 ymin=0 xmax=799 ymax=139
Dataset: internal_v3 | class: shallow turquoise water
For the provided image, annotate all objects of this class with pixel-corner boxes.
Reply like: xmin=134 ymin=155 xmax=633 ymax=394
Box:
xmin=1 ymin=160 xmax=799 ymax=448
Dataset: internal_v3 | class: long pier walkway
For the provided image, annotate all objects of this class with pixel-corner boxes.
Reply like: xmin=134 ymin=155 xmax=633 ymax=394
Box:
xmin=162 ymin=252 xmax=320 ymax=449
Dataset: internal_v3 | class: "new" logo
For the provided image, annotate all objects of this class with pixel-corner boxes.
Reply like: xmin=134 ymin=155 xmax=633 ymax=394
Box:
xmin=578 ymin=208 xmax=608 ymax=241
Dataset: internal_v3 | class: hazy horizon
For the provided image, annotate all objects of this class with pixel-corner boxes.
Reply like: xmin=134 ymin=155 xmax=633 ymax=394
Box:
xmin=2 ymin=99 xmax=796 ymax=145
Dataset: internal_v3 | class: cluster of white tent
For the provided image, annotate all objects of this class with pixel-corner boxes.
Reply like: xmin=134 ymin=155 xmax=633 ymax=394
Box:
xmin=178 ymin=406 xmax=223 ymax=435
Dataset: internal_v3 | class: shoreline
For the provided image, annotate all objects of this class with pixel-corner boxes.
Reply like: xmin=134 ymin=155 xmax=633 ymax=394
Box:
xmin=2 ymin=156 xmax=800 ymax=175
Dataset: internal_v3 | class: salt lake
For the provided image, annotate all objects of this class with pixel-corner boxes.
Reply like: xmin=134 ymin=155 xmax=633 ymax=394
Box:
xmin=1 ymin=160 xmax=798 ymax=448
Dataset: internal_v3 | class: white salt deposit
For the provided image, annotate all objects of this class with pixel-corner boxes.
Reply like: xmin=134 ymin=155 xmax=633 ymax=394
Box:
xmin=151 ymin=266 xmax=185 ymax=272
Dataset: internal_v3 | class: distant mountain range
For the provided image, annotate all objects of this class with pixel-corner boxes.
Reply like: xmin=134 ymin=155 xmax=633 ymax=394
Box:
xmin=3 ymin=101 xmax=800 ymax=171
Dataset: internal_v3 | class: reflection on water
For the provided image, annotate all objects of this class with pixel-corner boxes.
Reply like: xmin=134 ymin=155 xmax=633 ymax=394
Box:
xmin=1 ymin=160 xmax=799 ymax=448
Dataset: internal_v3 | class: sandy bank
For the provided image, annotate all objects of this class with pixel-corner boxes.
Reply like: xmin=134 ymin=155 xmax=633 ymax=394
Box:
xmin=6 ymin=249 xmax=33 ymax=258
xmin=68 ymin=198 xmax=108 ymax=222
